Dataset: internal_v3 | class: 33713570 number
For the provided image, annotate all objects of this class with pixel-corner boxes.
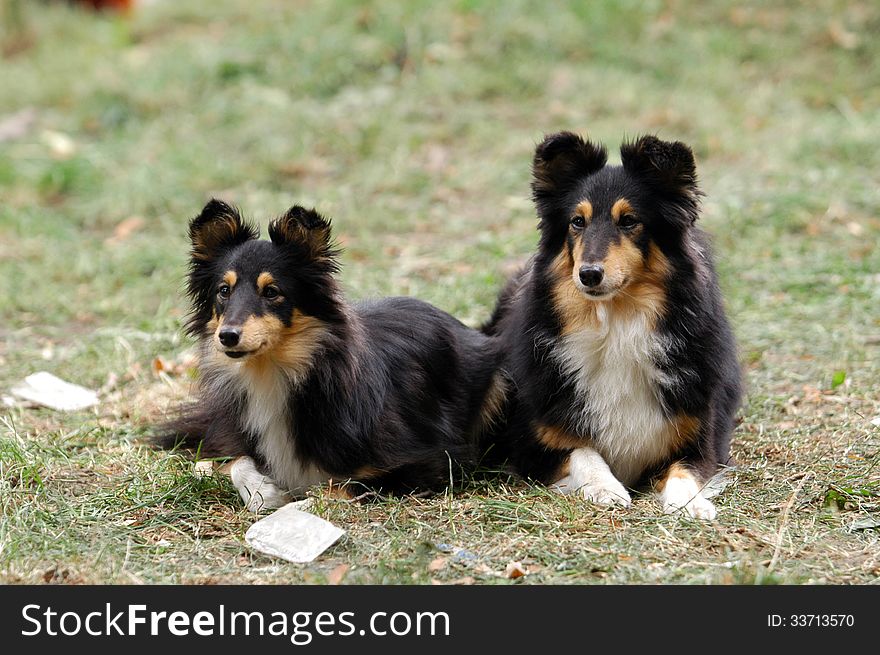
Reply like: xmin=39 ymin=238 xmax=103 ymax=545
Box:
xmin=768 ymin=614 xmax=854 ymax=627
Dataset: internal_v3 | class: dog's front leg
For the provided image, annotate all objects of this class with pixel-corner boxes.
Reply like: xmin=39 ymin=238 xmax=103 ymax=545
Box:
xmin=552 ymin=446 xmax=632 ymax=507
xmin=654 ymin=462 xmax=716 ymax=520
xmin=229 ymin=456 xmax=291 ymax=512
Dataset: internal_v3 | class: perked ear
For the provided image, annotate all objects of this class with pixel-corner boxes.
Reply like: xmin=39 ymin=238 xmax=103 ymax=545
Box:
xmin=620 ymin=136 xmax=701 ymax=222
xmin=269 ymin=205 xmax=336 ymax=263
xmin=531 ymin=131 xmax=607 ymax=205
xmin=620 ymin=135 xmax=703 ymax=228
xmin=189 ymin=199 xmax=258 ymax=261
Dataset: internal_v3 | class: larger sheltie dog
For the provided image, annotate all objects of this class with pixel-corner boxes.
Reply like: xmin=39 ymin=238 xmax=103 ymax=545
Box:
xmin=157 ymin=200 xmax=503 ymax=507
xmin=484 ymin=132 xmax=742 ymax=519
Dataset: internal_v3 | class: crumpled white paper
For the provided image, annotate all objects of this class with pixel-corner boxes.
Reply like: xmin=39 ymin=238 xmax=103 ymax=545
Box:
xmin=10 ymin=371 xmax=99 ymax=411
xmin=245 ymin=502 xmax=345 ymax=563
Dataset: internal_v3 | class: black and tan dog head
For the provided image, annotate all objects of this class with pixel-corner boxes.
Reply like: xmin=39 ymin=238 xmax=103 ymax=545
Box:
xmin=186 ymin=200 xmax=341 ymax=363
xmin=533 ymin=131 xmax=701 ymax=304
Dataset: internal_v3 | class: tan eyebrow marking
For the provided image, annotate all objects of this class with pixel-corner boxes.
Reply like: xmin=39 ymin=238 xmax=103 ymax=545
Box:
xmin=222 ymin=271 xmax=237 ymax=287
xmin=575 ymin=200 xmax=593 ymax=223
xmin=611 ymin=198 xmax=635 ymax=221
xmin=256 ymin=271 xmax=275 ymax=291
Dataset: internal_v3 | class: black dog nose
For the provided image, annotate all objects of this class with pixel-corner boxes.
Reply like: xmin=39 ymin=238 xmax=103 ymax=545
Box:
xmin=218 ymin=327 xmax=241 ymax=347
xmin=579 ymin=265 xmax=604 ymax=288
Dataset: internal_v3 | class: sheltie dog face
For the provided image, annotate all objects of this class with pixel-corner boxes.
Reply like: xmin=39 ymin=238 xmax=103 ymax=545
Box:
xmin=186 ymin=200 xmax=339 ymax=371
xmin=533 ymin=132 xmax=700 ymax=325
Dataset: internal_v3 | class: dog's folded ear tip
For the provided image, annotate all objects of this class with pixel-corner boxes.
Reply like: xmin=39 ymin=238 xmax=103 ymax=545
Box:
xmin=190 ymin=198 xmax=242 ymax=226
xmin=531 ymin=131 xmax=607 ymax=199
xmin=621 ymin=134 xmax=697 ymax=184
xmin=268 ymin=206 xmax=334 ymax=254
xmin=280 ymin=205 xmax=330 ymax=231
xmin=283 ymin=204 xmax=310 ymax=217
xmin=535 ymin=131 xmax=582 ymax=158
xmin=188 ymin=200 xmax=256 ymax=256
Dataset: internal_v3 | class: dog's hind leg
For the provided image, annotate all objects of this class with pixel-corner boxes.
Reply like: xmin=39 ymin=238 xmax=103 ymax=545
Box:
xmin=229 ymin=456 xmax=291 ymax=513
xmin=552 ymin=446 xmax=632 ymax=507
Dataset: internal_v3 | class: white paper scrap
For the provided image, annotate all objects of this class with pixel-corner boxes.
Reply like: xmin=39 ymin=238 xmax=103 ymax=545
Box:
xmin=245 ymin=503 xmax=345 ymax=563
xmin=10 ymin=371 xmax=99 ymax=411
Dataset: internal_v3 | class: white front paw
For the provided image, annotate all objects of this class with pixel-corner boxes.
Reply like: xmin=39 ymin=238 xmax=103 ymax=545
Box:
xmin=553 ymin=447 xmax=632 ymax=507
xmin=229 ymin=457 xmax=291 ymax=513
xmin=553 ymin=474 xmax=632 ymax=507
xmin=664 ymin=494 xmax=717 ymax=520
xmin=580 ymin=476 xmax=632 ymax=507
xmin=661 ymin=475 xmax=717 ymax=520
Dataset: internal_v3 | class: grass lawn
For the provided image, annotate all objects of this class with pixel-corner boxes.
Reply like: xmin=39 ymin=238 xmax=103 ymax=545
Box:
xmin=1 ymin=0 xmax=878 ymax=584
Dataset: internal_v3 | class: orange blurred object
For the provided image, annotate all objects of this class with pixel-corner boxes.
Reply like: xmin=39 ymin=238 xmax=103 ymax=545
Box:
xmin=74 ymin=0 xmax=134 ymax=11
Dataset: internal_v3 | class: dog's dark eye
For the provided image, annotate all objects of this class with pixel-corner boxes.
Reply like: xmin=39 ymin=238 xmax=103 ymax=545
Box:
xmin=262 ymin=285 xmax=281 ymax=300
xmin=570 ymin=216 xmax=586 ymax=229
xmin=217 ymin=284 xmax=231 ymax=299
xmin=618 ymin=214 xmax=639 ymax=230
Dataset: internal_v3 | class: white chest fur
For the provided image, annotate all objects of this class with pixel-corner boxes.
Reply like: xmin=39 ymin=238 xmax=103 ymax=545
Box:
xmin=553 ymin=303 xmax=674 ymax=486
xmin=238 ymin=363 xmax=328 ymax=497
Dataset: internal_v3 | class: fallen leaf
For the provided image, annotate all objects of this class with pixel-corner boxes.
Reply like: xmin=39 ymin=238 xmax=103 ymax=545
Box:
xmin=327 ymin=564 xmax=350 ymax=585
xmin=504 ymin=561 xmax=527 ymax=579
xmin=193 ymin=461 xmax=214 ymax=478
xmin=428 ymin=557 xmax=447 ymax=572
xmin=0 ymin=108 xmax=37 ymax=143
xmin=828 ymin=21 xmax=859 ymax=50
xmin=432 ymin=574 xmax=477 ymax=585
xmin=105 ymin=216 xmax=146 ymax=245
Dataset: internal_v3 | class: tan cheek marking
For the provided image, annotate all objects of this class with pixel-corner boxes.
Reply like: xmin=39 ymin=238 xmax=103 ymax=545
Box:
xmin=535 ymin=424 xmax=589 ymax=451
xmin=552 ymin=246 xmax=601 ymax=335
xmin=256 ymin=272 xmax=275 ymax=292
xmin=222 ymin=270 xmax=237 ymax=287
xmin=259 ymin=309 xmax=328 ymax=375
xmin=235 ymin=314 xmax=285 ymax=351
xmin=604 ymin=238 xmax=643 ymax=278
xmin=570 ymin=230 xmax=586 ymax=270
xmin=601 ymin=239 xmax=645 ymax=303
xmin=611 ymin=198 xmax=634 ymax=221
xmin=549 ymin=245 xmax=573 ymax=283
xmin=611 ymin=241 xmax=670 ymax=325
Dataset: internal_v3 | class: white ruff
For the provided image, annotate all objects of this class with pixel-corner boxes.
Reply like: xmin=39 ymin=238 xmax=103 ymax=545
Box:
xmin=553 ymin=302 xmax=674 ymax=487
xmin=238 ymin=363 xmax=328 ymax=497
xmin=201 ymin=343 xmax=328 ymax=498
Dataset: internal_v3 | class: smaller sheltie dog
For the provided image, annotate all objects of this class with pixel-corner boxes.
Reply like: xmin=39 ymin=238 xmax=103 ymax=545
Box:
xmin=157 ymin=200 xmax=503 ymax=508
xmin=484 ymin=132 xmax=742 ymax=519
